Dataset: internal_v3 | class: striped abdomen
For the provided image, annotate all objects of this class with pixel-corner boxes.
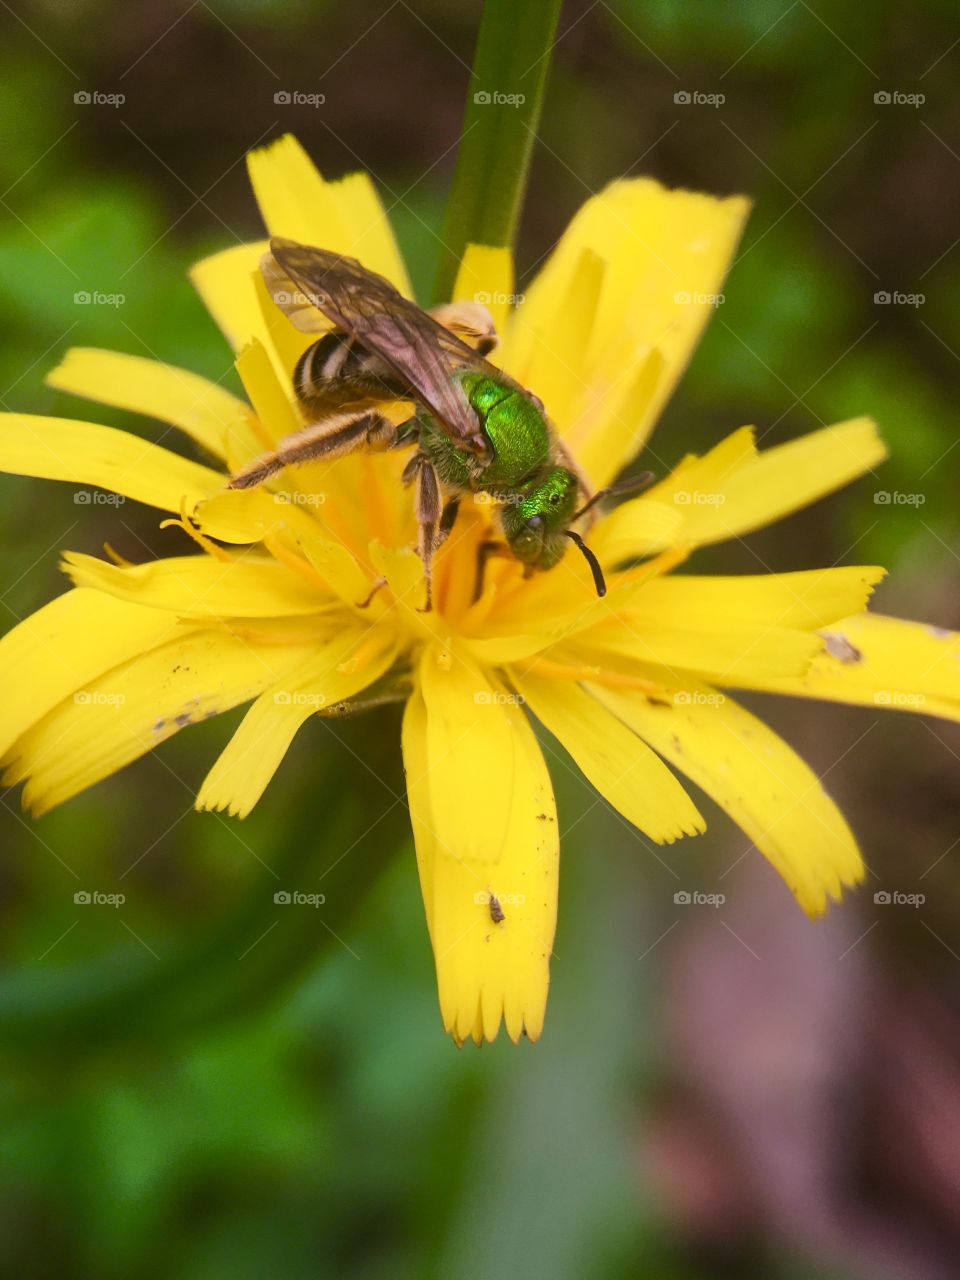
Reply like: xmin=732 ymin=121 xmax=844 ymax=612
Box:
xmin=293 ymin=331 xmax=407 ymax=416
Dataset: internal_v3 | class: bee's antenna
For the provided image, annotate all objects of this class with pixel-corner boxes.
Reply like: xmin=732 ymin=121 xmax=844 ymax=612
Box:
xmin=564 ymin=530 xmax=607 ymax=597
xmin=573 ymin=470 xmax=655 ymax=522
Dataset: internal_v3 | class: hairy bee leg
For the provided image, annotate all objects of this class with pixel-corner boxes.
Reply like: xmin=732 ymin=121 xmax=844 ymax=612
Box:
xmin=228 ymin=410 xmax=398 ymax=489
xmin=408 ymin=453 xmax=442 ymax=612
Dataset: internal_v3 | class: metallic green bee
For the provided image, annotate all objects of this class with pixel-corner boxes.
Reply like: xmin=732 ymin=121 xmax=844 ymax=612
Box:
xmin=231 ymin=238 xmax=642 ymax=609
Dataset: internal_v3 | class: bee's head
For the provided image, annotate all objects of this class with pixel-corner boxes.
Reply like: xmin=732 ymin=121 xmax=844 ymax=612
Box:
xmin=498 ymin=468 xmax=607 ymax=595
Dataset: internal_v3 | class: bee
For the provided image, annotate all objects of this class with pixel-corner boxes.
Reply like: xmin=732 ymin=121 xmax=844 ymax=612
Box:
xmin=230 ymin=238 xmax=647 ymax=609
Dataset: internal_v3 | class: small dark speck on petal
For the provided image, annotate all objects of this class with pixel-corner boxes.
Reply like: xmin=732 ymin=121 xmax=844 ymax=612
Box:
xmin=823 ymin=632 xmax=862 ymax=663
xmin=174 ymin=712 xmax=193 ymax=728
xmin=153 ymin=719 xmax=166 ymax=733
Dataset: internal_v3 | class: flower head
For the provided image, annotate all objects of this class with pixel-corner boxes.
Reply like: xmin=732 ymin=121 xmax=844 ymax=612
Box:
xmin=2 ymin=136 xmax=958 ymax=1044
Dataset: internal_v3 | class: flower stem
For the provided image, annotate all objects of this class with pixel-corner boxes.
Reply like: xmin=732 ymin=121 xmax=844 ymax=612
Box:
xmin=434 ymin=0 xmax=563 ymax=301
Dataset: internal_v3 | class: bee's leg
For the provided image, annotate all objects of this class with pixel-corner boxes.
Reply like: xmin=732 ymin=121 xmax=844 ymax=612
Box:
xmin=437 ymin=495 xmax=461 ymax=546
xmin=229 ymin=410 xmax=398 ymax=489
xmin=473 ymin=538 xmax=513 ymax=602
xmin=408 ymin=453 xmax=442 ymax=612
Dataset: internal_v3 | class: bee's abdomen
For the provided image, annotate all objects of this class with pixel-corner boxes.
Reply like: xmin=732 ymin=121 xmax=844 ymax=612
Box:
xmin=294 ymin=331 xmax=406 ymax=414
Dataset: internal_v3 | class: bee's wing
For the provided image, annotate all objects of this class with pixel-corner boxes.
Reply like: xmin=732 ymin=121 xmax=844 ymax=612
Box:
xmin=268 ymin=238 xmax=489 ymax=449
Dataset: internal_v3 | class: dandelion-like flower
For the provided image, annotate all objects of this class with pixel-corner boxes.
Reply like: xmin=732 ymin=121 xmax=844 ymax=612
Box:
xmin=2 ymin=136 xmax=957 ymax=1044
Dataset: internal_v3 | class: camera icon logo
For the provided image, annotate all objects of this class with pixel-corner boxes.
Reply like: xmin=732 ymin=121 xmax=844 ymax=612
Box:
xmin=473 ymin=90 xmax=491 ymax=105
xmin=274 ymin=890 xmax=291 ymax=904
xmin=874 ymin=91 xmax=891 ymax=104
xmin=674 ymin=90 xmax=691 ymax=105
xmin=74 ymin=891 xmax=91 ymax=904
xmin=74 ymin=91 xmax=92 ymax=105
xmin=874 ymin=291 xmax=891 ymax=304
xmin=274 ymin=90 xmax=292 ymax=105
xmin=674 ymin=890 xmax=691 ymax=905
xmin=874 ymin=890 xmax=891 ymax=904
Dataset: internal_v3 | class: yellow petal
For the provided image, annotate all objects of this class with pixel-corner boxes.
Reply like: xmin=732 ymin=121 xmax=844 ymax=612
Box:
xmin=417 ymin=644 xmax=521 ymax=864
xmin=503 ymin=177 xmax=750 ymax=485
xmin=4 ymin=631 xmax=317 ymax=815
xmin=235 ymin=337 xmax=301 ymax=446
xmin=247 ymin=135 xmax=411 ymax=293
xmin=513 ymin=672 xmax=704 ymax=844
xmin=599 ymin=419 xmax=887 ymax=558
xmin=61 ymin=551 xmax=330 ymax=618
xmin=453 ymin=244 xmax=514 ymax=337
xmin=194 ymin=488 xmax=315 ymax=545
xmin=0 ymin=414 xmax=224 ymax=511
xmin=0 ymin=588 xmax=190 ymax=758
xmin=332 ymin=170 xmax=412 ymax=295
xmin=504 ymin=246 xmax=605 ymax=436
xmin=572 ymin=617 xmax=823 ymax=683
xmin=729 ymin=612 xmax=960 ymax=723
xmin=619 ymin=566 xmax=886 ymax=631
xmin=46 ymin=348 xmax=249 ymax=462
xmin=592 ymin=681 xmax=864 ymax=916
xmin=189 ymin=241 xmax=269 ymax=352
xmin=197 ymin=629 xmax=397 ymax=817
xmin=402 ymin=688 xmax=558 ymax=1043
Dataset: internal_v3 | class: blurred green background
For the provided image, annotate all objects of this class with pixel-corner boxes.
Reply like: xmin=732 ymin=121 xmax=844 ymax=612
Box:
xmin=1 ymin=2 xmax=959 ymax=1277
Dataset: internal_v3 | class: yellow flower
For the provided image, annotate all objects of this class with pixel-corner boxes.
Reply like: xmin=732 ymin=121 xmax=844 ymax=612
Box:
xmin=2 ymin=135 xmax=958 ymax=1045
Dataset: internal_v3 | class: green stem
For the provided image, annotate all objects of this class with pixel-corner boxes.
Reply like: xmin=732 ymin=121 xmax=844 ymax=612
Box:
xmin=434 ymin=0 xmax=563 ymax=301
